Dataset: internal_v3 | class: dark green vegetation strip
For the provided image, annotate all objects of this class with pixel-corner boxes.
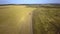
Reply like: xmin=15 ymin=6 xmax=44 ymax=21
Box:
xmin=32 ymin=7 xmax=60 ymax=34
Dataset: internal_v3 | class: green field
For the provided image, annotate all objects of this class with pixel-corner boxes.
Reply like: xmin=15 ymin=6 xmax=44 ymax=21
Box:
xmin=32 ymin=7 xmax=60 ymax=34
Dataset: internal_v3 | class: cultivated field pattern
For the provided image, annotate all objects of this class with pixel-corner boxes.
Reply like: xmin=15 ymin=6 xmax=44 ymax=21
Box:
xmin=32 ymin=7 xmax=60 ymax=34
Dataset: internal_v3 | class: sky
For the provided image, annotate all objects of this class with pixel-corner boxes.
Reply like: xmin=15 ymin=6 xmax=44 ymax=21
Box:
xmin=0 ymin=0 xmax=60 ymax=4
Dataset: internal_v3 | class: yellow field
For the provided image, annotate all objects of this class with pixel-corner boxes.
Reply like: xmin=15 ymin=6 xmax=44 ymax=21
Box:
xmin=0 ymin=5 xmax=36 ymax=34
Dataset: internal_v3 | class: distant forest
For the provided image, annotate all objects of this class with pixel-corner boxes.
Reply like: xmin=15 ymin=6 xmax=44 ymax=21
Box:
xmin=0 ymin=4 xmax=60 ymax=8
